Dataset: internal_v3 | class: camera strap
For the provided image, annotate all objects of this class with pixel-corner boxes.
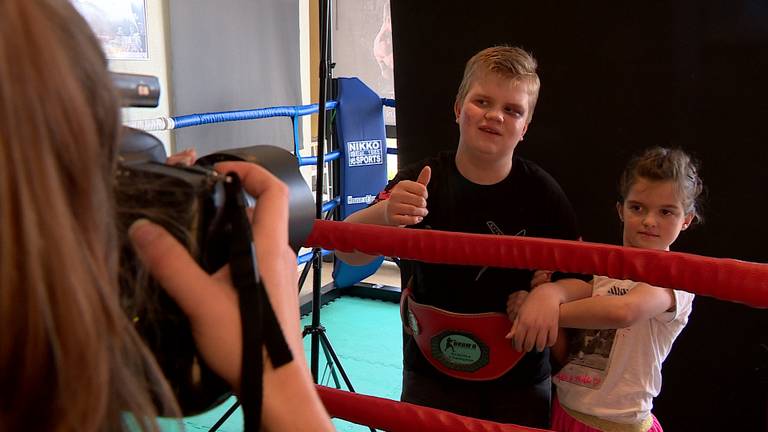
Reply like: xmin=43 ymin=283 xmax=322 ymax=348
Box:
xmin=223 ymin=174 xmax=293 ymax=431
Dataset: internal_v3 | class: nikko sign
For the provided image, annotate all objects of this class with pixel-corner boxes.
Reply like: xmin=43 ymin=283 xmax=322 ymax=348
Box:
xmin=346 ymin=139 xmax=384 ymax=166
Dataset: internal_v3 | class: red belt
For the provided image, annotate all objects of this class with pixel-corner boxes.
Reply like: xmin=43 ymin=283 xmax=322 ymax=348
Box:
xmin=401 ymin=286 xmax=524 ymax=381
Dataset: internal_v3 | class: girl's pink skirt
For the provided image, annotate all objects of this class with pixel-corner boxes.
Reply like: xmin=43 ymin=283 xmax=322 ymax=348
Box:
xmin=551 ymin=397 xmax=663 ymax=432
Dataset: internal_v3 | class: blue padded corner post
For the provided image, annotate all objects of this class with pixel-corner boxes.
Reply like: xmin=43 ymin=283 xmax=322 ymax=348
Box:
xmin=332 ymin=78 xmax=387 ymax=288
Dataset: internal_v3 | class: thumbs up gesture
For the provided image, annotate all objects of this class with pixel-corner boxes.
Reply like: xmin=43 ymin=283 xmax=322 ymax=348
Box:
xmin=384 ymin=166 xmax=431 ymax=226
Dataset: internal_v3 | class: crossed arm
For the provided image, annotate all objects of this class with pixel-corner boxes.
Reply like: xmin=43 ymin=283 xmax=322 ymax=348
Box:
xmin=507 ymin=276 xmax=676 ymax=353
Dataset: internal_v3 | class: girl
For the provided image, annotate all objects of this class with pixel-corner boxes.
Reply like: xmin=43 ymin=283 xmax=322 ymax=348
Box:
xmin=0 ymin=1 xmax=331 ymax=430
xmin=507 ymin=147 xmax=704 ymax=431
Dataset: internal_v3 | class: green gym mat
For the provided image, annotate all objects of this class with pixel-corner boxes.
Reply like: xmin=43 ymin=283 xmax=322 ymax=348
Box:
xmin=176 ymin=295 xmax=403 ymax=431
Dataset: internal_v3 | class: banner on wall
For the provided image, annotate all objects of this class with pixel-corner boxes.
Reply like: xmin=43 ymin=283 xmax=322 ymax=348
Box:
xmin=72 ymin=0 xmax=149 ymax=60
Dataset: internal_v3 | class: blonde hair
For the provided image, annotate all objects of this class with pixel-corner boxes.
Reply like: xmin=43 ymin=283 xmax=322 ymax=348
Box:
xmin=618 ymin=147 xmax=705 ymax=222
xmin=455 ymin=46 xmax=541 ymax=123
xmin=0 ymin=0 xmax=177 ymax=430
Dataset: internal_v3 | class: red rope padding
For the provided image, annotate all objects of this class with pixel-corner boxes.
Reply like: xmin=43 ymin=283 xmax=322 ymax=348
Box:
xmin=316 ymin=385 xmax=549 ymax=432
xmin=306 ymin=220 xmax=768 ymax=308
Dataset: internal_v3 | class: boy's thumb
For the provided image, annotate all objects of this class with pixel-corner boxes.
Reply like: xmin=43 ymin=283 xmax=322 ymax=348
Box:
xmin=416 ymin=165 xmax=431 ymax=186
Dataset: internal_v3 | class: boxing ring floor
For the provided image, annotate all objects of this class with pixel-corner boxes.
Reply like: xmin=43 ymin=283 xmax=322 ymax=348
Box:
xmin=176 ymin=272 xmax=404 ymax=432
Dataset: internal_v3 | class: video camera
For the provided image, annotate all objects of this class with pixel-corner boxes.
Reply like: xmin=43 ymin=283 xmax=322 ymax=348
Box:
xmin=113 ymin=73 xmax=314 ymax=416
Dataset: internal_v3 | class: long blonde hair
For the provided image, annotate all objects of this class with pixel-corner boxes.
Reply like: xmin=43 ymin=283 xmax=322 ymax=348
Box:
xmin=0 ymin=0 xmax=177 ymax=430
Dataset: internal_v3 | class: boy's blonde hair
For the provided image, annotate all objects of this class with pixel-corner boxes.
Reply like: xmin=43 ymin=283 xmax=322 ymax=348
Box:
xmin=455 ymin=46 xmax=540 ymax=123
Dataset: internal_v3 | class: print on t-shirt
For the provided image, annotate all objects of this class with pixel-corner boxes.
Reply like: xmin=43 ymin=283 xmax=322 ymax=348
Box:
xmin=555 ymin=282 xmax=629 ymax=389
xmin=475 ymin=223 xmax=526 ymax=281
xmin=567 ymin=329 xmax=616 ymax=371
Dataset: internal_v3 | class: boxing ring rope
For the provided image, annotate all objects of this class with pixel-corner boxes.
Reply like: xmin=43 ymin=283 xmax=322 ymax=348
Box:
xmin=306 ymin=220 xmax=768 ymax=308
xmin=125 ymin=101 xmax=337 ymax=131
xmin=302 ymin=220 xmax=767 ymax=431
xmin=315 ymin=385 xmax=547 ymax=432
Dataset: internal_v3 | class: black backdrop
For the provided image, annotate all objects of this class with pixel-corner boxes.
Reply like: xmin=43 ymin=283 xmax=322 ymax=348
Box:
xmin=390 ymin=1 xmax=767 ymax=430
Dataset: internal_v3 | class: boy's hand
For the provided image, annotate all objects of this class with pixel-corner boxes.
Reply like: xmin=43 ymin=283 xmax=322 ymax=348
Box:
xmin=506 ymin=283 xmax=561 ymax=352
xmin=384 ymin=165 xmax=431 ymax=226
xmin=506 ymin=290 xmax=529 ymax=322
xmin=530 ymin=270 xmax=553 ymax=288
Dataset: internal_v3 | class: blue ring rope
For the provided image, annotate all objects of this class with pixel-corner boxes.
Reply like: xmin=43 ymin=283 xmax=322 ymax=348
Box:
xmin=168 ymin=97 xmax=394 ymax=264
xmin=172 ymin=101 xmax=339 ymax=129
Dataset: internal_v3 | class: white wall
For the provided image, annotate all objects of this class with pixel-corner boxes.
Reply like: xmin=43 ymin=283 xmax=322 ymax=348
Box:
xmin=108 ymin=0 xmax=172 ymax=153
xmin=103 ymin=0 xmax=313 ymax=156
xmin=299 ymin=0 xmax=312 ymax=153
xmin=166 ymin=0 xmax=301 ymax=157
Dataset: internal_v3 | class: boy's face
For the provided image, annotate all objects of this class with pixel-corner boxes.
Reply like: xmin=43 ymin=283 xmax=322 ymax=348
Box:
xmin=454 ymin=71 xmax=530 ymax=161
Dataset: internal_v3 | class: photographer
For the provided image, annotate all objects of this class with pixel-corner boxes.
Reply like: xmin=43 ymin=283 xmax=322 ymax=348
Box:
xmin=0 ymin=1 xmax=332 ymax=431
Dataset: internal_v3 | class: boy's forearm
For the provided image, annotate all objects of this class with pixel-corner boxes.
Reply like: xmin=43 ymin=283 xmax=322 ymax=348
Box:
xmin=344 ymin=201 xmax=389 ymax=226
xmin=334 ymin=249 xmax=380 ymax=266
xmin=335 ymin=202 xmax=388 ymax=266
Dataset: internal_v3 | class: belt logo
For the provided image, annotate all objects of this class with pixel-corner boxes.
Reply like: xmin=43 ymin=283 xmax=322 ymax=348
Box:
xmin=431 ymin=331 xmax=490 ymax=372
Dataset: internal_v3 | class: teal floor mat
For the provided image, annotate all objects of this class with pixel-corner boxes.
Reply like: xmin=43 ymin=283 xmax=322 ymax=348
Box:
xmin=177 ymin=295 xmax=402 ymax=431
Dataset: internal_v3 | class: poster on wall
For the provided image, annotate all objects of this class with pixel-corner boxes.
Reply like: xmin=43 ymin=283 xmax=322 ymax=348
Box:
xmin=72 ymin=0 xmax=148 ymax=60
xmin=333 ymin=0 xmax=394 ymax=125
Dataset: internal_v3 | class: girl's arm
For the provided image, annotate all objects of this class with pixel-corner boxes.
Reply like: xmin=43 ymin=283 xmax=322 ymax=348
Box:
xmin=559 ymin=282 xmax=676 ymax=329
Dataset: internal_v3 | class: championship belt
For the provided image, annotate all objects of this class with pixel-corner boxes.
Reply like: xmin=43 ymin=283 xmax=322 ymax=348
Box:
xmin=400 ymin=286 xmax=525 ymax=381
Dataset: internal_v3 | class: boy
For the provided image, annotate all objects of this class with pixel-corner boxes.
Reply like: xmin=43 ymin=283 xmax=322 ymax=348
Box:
xmin=336 ymin=46 xmax=581 ymax=427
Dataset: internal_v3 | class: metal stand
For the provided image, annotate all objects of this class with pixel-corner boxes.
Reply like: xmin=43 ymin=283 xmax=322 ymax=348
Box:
xmin=302 ymin=1 xmax=375 ymax=430
xmin=212 ymin=1 xmax=374 ymax=430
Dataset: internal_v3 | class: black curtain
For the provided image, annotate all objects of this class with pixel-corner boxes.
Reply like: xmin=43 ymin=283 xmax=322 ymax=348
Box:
xmin=391 ymin=1 xmax=768 ymax=430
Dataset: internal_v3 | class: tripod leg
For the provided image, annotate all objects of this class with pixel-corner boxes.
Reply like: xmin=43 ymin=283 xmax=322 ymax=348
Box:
xmin=320 ymin=337 xmax=342 ymax=388
xmin=209 ymin=399 xmax=241 ymax=432
xmin=303 ymin=325 xmax=341 ymax=388
xmin=318 ymin=332 xmax=377 ymax=432
xmin=317 ymin=331 xmax=357 ymax=392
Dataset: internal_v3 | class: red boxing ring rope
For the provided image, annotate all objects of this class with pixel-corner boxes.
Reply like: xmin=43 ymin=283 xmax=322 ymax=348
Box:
xmin=316 ymin=385 xmax=548 ymax=432
xmin=306 ymin=220 xmax=768 ymax=308
xmin=306 ymin=220 xmax=766 ymax=431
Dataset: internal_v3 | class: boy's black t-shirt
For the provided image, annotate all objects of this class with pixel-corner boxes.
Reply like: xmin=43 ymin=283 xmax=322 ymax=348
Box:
xmin=381 ymin=151 xmax=581 ymax=385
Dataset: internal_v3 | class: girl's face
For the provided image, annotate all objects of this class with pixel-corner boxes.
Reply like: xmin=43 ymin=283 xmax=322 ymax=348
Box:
xmin=617 ymin=178 xmax=694 ymax=251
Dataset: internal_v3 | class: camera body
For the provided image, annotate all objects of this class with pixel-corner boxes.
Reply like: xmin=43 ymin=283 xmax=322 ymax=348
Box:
xmin=115 ymin=144 xmax=314 ymax=414
xmin=116 ymin=161 xmax=234 ymax=413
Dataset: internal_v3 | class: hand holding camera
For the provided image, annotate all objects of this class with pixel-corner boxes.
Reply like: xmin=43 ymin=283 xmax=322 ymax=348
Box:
xmin=127 ymin=162 xmax=285 ymax=387
xmin=127 ymin=161 xmax=331 ymax=429
xmin=114 ymin=73 xmax=327 ymax=430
